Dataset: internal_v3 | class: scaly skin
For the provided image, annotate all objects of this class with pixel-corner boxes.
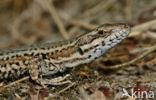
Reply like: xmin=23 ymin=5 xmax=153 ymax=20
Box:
xmin=0 ymin=23 xmax=130 ymax=85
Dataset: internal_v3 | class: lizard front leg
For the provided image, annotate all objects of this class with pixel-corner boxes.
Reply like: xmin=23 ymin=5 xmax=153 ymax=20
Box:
xmin=39 ymin=60 xmax=71 ymax=86
xmin=29 ymin=58 xmax=70 ymax=86
xmin=29 ymin=58 xmax=46 ymax=87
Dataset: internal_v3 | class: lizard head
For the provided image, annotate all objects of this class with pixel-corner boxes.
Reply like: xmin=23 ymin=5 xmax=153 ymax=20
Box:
xmin=94 ymin=23 xmax=130 ymax=47
xmin=55 ymin=23 xmax=130 ymax=68
xmin=76 ymin=23 xmax=130 ymax=62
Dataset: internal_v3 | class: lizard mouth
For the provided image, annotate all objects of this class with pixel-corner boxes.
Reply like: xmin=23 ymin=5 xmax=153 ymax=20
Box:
xmin=104 ymin=27 xmax=130 ymax=48
xmin=112 ymin=27 xmax=130 ymax=40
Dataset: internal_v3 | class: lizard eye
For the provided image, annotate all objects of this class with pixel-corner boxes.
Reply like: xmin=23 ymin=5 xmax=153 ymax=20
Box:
xmin=97 ymin=30 xmax=103 ymax=35
xmin=77 ymin=47 xmax=84 ymax=55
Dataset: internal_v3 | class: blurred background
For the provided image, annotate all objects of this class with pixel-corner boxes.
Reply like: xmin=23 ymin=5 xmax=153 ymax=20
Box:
xmin=0 ymin=0 xmax=155 ymax=49
xmin=0 ymin=0 xmax=156 ymax=99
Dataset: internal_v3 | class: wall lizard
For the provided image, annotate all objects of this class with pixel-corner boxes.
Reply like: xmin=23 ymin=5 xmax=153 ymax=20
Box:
xmin=0 ymin=23 xmax=130 ymax=86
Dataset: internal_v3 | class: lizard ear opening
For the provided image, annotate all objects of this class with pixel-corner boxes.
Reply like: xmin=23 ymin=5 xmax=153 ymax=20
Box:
xmin=77 ymin=47 xmax=84 ymax=55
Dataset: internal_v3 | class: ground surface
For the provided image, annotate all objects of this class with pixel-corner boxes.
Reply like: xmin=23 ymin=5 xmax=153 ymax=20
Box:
xmin=0 ymin=0 xmax=156 ymax=100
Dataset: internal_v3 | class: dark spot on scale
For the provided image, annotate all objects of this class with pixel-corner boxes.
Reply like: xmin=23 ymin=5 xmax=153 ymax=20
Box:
xmin=24 ymin=61 xmax=29 ymax=66
xmin=11 ymin=55 xmax=15 ymax=58
xmin=41 ymin=47 xmax=46 ymax=50
xmin=6 ymin=57 xmax=9 ymax=60
xmin=35 ymin=53 xmax=40 ymax=56
xmin=94 ymin=49 xmax=97 ymax=53
xmin=117 ymin=38 xmax=121 ymax=40
xmin=55 ymin=50 xmax=59 ymax=53
xmin=24 ymin=53 xmax=29 ymax=56
xmin=9 ymin=63 xmax=12 ymax=66
xmin=0 ymin=58 xmax=4 ymax=61
xmin=10 ymin=51 xmax=14 ymax=53
xmin=8 ymin=71 xmax=12 ymax=77
xmin=100 ymin=50 xmax=103 ymax=54
xmin=30 ymin=52 xmax=34 ymax=56
xmin=110 ymin=37 xmax=116 ymax=43
xmin=51 ymin=52 xmax=54 ymax=55
xmin=95 ymin=44 xmax=99 ymax=48
xmin=109 ymin=38 xmax=113 ymax=42
xmin=77 ymin=47 xmax=84 ymax=55
xmin=3 ymin=64 xmax=6 ymax=67
xmin=47 ymin=52 xmax=51 ymax=56
xmin=13 ymin=68 xmax=18 ymax=73
xmin=94 ymin=57 xmax=98 ymax=60
xmin=15 ymin=62 xmax=19 ymax=66
xmin=46 ymin=47 xmax=50 ymax=50
xmin=114 ymin=33 xmax=119 ymax=39
xmin=102 ymin=41 xmax=105 ymax=46
xmin=107 ymin=43 xmax=111 ymax=46
xmin=33 ymin=48 xmax=37 ymax=50
xmin=2 ymin=72 xmax=6 ymax=77
xmin=88 ymin=55 xmax=92 ymax=58
xmin=19 ymin=67 xmax=22 ymax=71
xmin=84 ymin=49 xmax=88 ymax=52
xmin=41 ymin=53 xmax=47 ymax=59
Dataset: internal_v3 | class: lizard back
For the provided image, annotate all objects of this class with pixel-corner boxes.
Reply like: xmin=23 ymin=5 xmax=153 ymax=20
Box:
xmin=0 ymin=23 xmax=130 ymax=80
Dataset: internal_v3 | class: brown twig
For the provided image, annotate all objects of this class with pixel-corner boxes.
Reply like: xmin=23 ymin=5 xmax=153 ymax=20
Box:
xmin=124 ymin=0 xmax=133 ymax=21
xmin=0 ymin=76 xmax=29 ymax=92
xmin=99 ymin=45 xmax=156 ymax=70
xmin=82 ymin=0 xmax=116 ymax=17
xmin=130 ymin=19 xmax=156 ymax=37
xmin=67 ymin=19 xmax=97 ymax=30
xmin=52 ymin=82 xmax=76 ymax=97
xmin=35 ymin=0 xmax=69 ymax=39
